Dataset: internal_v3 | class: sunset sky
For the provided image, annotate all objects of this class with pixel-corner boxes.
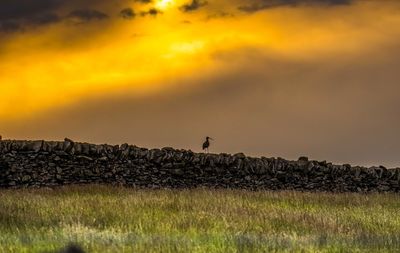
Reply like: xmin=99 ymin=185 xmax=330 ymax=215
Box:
xmin=1 ymin=0 xmax=400 ymax=166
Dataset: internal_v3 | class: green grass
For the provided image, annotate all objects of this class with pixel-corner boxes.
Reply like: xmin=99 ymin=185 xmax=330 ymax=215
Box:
xmin=0 ymin=186 xmax=399 ymax=253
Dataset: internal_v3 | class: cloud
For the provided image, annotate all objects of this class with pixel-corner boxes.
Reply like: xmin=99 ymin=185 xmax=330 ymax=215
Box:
xmin=134 ymin=0 xmax=152 ymax=4
xmin=180 ymin=0 xmax=208 ymax=12
xmin=1 ymin=0 xmax=400 ymax=167
xmin=0 ymin=14 xmax=61 ymax=32
xmin=0 ymin=0 xmax=62 ymax=21
xmin=31 ymin=13 xmax=61 ymax=25
xmin=0 ymin=21 xmax=21 ymax=32
xmin=0 ymin=0 xmax=62 ymax=32
xmin=120 ymin=8 xmax=136 ymax=19
xmin=0 ymin=0 xmax=164 ymax=34
xmin=140 ymin=8 xmax=163 ymax=17
xmin=67 ymin=9 xmax=108 ymax=24
xmin=4 ymin=43 xmax=400 ymax=167
xmin=238 ymin=0 xmax=352 ymax=13
xmin=0 ymin=0 xmax=112 ymax=32
xmin=207 ymin=12 xmax=235 ymax=20
xmin=0 ymin=0 xmax=356 ymax=33
xmin=121 ymin=7 xmax=163 ymax=20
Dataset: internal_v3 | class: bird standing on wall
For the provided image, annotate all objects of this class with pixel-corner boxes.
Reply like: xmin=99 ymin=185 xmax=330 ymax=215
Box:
xmin=202 ymin=136 xmax=213 ymax=153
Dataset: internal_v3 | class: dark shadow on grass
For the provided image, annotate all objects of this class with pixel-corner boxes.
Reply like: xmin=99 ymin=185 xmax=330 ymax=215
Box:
xmin=58 ymin=243 xmax=85 ymax=253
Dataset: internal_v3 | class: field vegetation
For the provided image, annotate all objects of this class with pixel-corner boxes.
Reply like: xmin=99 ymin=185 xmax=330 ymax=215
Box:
xmin=0 ymin=186 xmax=399 ymax=252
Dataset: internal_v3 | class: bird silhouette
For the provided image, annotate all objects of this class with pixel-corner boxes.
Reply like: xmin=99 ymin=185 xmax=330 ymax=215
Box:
xmin=202 ymin=136 xmax=213 ymax=153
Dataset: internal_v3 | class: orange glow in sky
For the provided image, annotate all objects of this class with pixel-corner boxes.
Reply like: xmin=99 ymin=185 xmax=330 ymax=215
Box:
xmin=2 ymin=0 xmax=400 ymax=166
xmin=0 ymin=0 xmax=399 ymax=120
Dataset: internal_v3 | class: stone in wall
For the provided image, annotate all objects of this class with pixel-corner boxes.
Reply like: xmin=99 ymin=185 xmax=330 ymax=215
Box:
xmin=0 ymin=139 xmax=399 ymax=192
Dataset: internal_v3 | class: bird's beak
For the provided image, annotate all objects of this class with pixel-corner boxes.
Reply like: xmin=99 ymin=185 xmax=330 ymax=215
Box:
xmin=210 ymin=138 xmax=214 ymax=140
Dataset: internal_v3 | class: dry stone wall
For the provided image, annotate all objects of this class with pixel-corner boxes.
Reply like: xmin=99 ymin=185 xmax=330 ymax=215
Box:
xmin=0 ymin=140 xmax=399 ymax=192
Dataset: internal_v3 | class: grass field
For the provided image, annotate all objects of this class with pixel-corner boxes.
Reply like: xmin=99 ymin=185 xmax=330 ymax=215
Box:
xmin=0 ymin=186 xmax=399 ymax=253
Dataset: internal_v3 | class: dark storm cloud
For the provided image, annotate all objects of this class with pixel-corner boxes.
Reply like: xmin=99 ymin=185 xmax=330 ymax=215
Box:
xmin=0 ymin=0 xmax=62 ymax=21
xmin=30 ymin=13 xmax=61 ymax=25
xmin=238 ymin=0 xmax=352 ymax=13
xmin=0 ymin=14 xmax=61 ymax=32
xmin=67 ymin=9 xmax=108 ymax=23
xmin=120 ymin=7 xmax=163 ymax=20
xmin=0 ymin=0 xmax=62 ymax=32
xmin=120 ymin=8 xmax=136 ymax=19
xmin=180 ymin=0 xmax=208 ymax=12
xmin=0 ymin=0 xmax=110 ymax=32
xmin=134 ymin=0 xmax=153 ymax=4
xmin=140 ymin=8 xmax=163 ymax=17
xmin=0 ymin=21 xmax=22 ymax=32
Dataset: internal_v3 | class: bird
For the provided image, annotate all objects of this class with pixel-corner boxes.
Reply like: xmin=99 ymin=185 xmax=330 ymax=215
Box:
xmin=202 ymin=136 xmax=213 ymax=153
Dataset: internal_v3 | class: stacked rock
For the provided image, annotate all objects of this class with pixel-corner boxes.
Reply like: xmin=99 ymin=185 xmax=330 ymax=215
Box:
xmin=0 ymin=140 xmax=399 ymax=192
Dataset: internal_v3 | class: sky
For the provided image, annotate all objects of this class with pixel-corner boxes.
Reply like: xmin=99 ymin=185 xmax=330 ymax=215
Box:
xmin=1 ymin=0 xmax=400 ymax=167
